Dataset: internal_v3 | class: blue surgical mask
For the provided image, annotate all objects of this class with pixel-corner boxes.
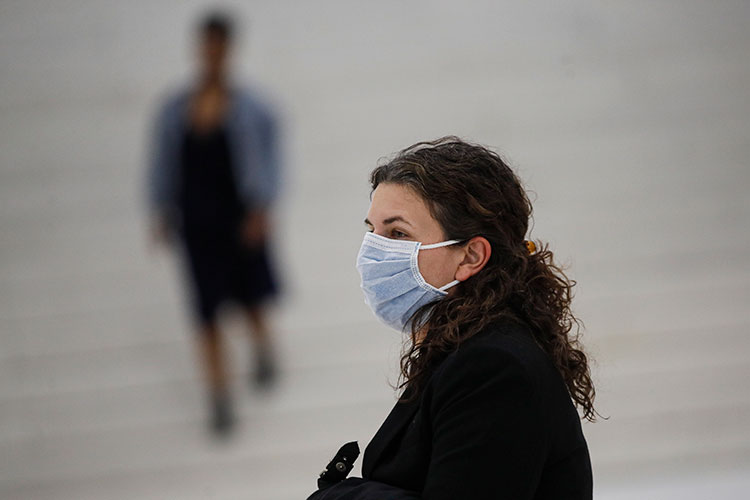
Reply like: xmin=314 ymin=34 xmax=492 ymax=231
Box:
xmin=356 ymin=232 xmax=462 ymax=332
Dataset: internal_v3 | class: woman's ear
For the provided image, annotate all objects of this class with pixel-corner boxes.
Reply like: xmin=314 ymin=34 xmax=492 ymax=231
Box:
xmin=455 ymin=236 xmax=491 ymax=281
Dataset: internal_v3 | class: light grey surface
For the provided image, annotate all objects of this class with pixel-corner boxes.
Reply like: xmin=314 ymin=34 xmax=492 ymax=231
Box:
xmin=1 ymin=1 xmax=749 ymax=498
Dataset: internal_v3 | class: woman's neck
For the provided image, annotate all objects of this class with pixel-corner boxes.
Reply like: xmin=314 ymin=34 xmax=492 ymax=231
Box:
xmin=198 ymin=71 xmax=228 ymax=92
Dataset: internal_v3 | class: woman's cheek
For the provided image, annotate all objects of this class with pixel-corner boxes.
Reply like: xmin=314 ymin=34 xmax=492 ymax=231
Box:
xmin=418 ymin=252 xmax=453 ymax=288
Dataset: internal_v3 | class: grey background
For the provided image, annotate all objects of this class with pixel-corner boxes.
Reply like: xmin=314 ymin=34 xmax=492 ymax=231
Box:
xmin=1 ymin=1 xmax=749 ymax=498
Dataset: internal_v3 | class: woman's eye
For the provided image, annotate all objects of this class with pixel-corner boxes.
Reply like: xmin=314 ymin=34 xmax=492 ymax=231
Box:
xmin=391 ymin=229 xmax=408 ymax=238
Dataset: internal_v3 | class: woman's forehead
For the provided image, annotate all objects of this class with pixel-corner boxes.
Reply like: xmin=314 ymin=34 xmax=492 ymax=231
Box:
xmin=368 ymin=184 xmax=434 ymax=227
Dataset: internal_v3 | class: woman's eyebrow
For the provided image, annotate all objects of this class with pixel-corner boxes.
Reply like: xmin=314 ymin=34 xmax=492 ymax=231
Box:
xmin=364 ymin=216 xmax=412 ymax=227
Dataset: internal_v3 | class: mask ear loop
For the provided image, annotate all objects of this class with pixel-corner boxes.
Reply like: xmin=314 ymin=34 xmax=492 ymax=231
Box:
xmin=420 ymin=239 xmax=463 ymax=250
xmin=438 ymin=279 xmax=461 ymax=292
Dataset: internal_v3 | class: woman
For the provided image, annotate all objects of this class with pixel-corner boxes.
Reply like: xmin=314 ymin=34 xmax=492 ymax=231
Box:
xmin=147 ymin=13 xmax=281 ymax=435
xmin=308 ymin=137 xmax=594 ymax=499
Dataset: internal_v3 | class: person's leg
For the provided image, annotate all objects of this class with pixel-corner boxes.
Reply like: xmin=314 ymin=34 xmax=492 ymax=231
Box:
xmin=197 ymin=322 xmax=228 ymax=394
xmin=244 ymin=305 xmax=277 ymax=388
xmin=180 ymin=231 xmax=236 ymax=434
xmin=196 ymin=322 xmax=234 ymax=434
xmin=245 ymin=305 xmax=271 ymax=348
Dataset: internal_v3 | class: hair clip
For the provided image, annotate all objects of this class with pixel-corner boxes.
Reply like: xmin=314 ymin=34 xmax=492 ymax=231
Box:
xmin=525 ymin=240 xmax=536 ymax=255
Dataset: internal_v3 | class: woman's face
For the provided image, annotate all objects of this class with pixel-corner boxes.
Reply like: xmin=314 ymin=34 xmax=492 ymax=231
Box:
xmin=199 ymin=32 xmax=229 ymax=79
xmin=365 ymin=183 xmax=464 ymax=289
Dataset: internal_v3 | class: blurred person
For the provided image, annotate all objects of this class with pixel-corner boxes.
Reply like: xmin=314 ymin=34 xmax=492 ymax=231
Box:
xmin=309 ymin=138 xmax=594 ymax=499
xmin=146 ymin=11 xmax=282 ymax=436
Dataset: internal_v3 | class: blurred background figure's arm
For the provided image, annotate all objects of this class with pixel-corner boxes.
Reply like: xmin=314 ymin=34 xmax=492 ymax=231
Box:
xmin=236 ymin=93 xmax=282 ymax=247
xmin=145 ymin=93 xmax=184 ymax=248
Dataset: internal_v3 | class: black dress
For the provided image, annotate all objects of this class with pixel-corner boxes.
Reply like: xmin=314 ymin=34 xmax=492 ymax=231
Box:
xmin=307 ymin=320 xmax=593 ymax=499
xmin=178 ymin=124 xmax=277 ymax=324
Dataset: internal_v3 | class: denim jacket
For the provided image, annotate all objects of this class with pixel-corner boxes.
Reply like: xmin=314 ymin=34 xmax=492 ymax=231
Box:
xmin=147 ymin=84 xmax=281 ymax=219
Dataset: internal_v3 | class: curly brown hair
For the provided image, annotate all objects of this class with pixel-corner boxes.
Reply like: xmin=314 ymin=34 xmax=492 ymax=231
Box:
xmin=370 ymin=136 xmax=596 ymax=421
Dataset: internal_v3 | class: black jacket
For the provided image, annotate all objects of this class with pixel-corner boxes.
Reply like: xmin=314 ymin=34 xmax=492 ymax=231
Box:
xmin=307 ymin=321 xmax=593 ymax=499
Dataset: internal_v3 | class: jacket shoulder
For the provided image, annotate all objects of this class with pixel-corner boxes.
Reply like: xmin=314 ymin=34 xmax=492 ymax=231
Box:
xmin=428 ymin=321 xmax=565 ymax=406
xmin=158 ymin=84 xmax=190 ymax=108
xmin=151 ymin=86 xmax=190 ymax=127
xmin=233 ymin=85 xmax=276 ymax=115
xmin=451 ymin=321 xmax=547 ymax=372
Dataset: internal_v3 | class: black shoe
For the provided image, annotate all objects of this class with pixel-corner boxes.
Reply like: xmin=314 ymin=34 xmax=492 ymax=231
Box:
xmin=210 ymin=392 xmax=235 ymax=436
xmin=252 ymin=349 xmax=277 ymax=390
